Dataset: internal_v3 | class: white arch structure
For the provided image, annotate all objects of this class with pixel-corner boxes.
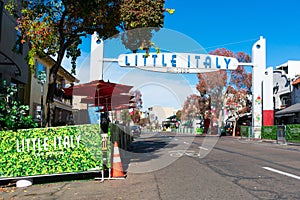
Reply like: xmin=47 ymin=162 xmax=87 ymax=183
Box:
xmin=90 ymin=34 xmax=273 ymax=138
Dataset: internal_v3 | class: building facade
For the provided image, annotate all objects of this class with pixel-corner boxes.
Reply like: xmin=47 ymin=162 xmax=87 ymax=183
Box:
xmin=29 ymin=56 xmax=79 ymax=126
xmin=276 ymin=61 xmax=300 ymax=80
xmin=274 ymin=61 xmax=300 ymax=124
xmin=291 ymin=77 xmax=300 ymax=104
xmin=273 ymin=70 xmax=292 ymax=110
xmin=148 ymin=106 xmax=177 ymax=126
xmin=0 ymin=0 xmax=29 ymax=103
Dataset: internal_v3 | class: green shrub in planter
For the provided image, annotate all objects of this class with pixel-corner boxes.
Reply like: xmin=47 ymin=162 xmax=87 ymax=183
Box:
xmin=261 ymin=126 xmax=277 ymax=140
xmin=286 ymin=125 xmax=300 ymax=143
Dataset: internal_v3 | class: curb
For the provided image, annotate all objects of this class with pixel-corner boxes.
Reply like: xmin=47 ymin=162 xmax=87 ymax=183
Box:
xmin=227 ymin=136 xmax=300 ymax=146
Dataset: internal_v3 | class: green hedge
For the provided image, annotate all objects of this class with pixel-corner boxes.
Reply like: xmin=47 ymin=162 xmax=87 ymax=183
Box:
xmin=0 ymin=124 xmax=104 ymax=178
xmin=240 ymin=126 xmax=250 ymax=137
xmin=286 ymin=124 xmax=300 ymax=143
xmin=196 ymin=127 xmax=203 ymax=134
xmin=261 ymin=126 xmax=277 ymax=140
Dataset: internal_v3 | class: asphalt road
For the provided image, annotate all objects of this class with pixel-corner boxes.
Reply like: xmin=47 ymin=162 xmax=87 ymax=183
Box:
xmin=1 ymin=132 xmax=300 ymax=200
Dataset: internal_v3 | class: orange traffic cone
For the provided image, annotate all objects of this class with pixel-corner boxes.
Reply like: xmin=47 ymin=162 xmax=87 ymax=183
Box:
xmin=111 ymin=141 xmax=125 ymax=178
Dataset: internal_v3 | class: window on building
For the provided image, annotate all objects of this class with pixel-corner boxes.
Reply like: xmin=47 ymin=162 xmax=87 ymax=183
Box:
xmin=281 ymin=96 xmax=291 ymax=108
xmin=10 ymin=79 xmax=25 ymax=103
xmin=13 ymin=31 xmax=24 ymax=54
xmin=278 ymin=66 xmax=288 ymax=74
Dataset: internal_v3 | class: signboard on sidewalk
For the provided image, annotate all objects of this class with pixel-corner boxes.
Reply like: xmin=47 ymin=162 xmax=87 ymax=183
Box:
xmin=118 ymin=53 xmax=239 ymax=73
xmin=0 ymin=125 xmax=103 ymax=179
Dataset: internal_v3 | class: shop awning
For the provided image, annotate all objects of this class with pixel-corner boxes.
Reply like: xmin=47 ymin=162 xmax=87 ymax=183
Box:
xmin=275 ymin=103 xmax=300 ymax=117
xmin=275 ymin=113 xmax=295 ymax=118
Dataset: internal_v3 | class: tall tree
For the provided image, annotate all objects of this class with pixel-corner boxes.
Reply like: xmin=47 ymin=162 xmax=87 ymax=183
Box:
xmin=5 ymin=0 xmax=171 ymax=126
xmin=129 ymin=89 xmax=142 ymax=124
xmin=121 ymin=109 xmax=131 ymax=126
xmin=227 ymin=53 xmax=251 ymax=135
xmin=130 ymin=89 xmax=143 ymax=110
xmin=196 ymin=48 xmax=251 ymax=134
xmin=197 ymin=70 xmax=227 ymax=131
xmin=181 ymin=94 xmax=201 ymax=122
xmin=175 ymin=110 xmax=182 ymax=122
xmin=209 ymin=48 xmax=251 ymax=135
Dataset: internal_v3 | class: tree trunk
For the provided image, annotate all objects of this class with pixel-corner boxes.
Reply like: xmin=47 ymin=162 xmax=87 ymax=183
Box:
xmin=232 ymin=116 xmax=239 ymax=137
xmin=232 ymin=119 xmax=236 ymax=137
xmin=45 ymin=46 xmax=66 ymax=127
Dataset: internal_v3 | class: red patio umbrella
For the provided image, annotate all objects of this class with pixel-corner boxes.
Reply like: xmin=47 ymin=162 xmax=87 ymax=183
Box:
xmin=81 ymin=94 xmax=134 ymax=105
xmin=71 ymin=80 xmax=133 ymax=97
xmin=94 ymin=104 xmax=136 ymax=112
xmin=66 ymin=80 xmax=135 ymax=111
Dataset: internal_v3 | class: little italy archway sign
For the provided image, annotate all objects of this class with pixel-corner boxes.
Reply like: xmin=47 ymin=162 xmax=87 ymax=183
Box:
xmin=118 ymin=53 xmax=239 ymax=73
xmin=92 ymin=36 xmax=273 ymax=139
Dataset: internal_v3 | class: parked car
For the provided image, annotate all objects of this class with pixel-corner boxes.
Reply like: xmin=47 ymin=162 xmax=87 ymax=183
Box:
xmin=130 ymin=125 xmax=141 ymax=137
xmin=162 ymin=120 xmax=180 ymax=129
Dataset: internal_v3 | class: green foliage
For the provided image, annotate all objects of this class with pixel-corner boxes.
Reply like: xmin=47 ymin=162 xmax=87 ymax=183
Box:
xmin=121 ymin=109 xmax=131 ymax=126
xmin=181 ymin=94 xmax=202 ymax=121
xmin=0 ymin=81 xmax=37 ymax=131
xmin=5 ymin=0 xmax=169 ymax=73
xmin=0 ymin=124 xmax=103 ymax=178
xmin=196 ymin=127 xmax=203 ymax=134
xmin=5 ymin=0 xmax=122 ymax=72
xmin=261 ymin=126 xmax=277 ymax=140
xmin=120 ymin=0 xmax=165 ymax=29
xmin=119 ymin=0 xmax=168 ymax=53
xmin=5 ymin=0 xmax=170 ymax=126
xmin=240 ymin=126 xmax=250 ymax=137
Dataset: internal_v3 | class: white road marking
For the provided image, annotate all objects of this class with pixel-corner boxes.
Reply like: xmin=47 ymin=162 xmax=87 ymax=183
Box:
xmin=262 ymin=167 xmax=300 ymax=180
xmin=184 ymin=141 xmax=189 ymax=144
xmin=199 ymin=147 xmax=209 ymax=151
xmin=169 ymin=150 xmax=200 ymax=158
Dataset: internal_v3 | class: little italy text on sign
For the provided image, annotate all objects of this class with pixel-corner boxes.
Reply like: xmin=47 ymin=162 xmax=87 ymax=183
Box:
xmin=16 ymin=135 xmax=81 ymax=154
xmin=118 ymin=53 xmax=239 ymax=73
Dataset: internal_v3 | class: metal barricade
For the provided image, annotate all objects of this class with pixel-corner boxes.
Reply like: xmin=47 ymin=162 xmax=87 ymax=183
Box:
xmin=276 ymin=125 xmax=286 ymax=144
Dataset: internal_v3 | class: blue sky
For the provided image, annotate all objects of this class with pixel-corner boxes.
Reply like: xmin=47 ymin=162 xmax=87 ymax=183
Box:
xmin=164 ymin=0 xmax=300 ymax=67
xmin=67 ymin=0 xmax=300 ymax=110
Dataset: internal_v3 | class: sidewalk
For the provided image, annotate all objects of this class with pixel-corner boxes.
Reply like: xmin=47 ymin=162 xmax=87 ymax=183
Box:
xmin=1 ymin=135 xmax=299 ymax=200
xmin=223 ymin=135 xmax=300 ymax=148
xmin=1 ymin=171 xmax=159 ymax=200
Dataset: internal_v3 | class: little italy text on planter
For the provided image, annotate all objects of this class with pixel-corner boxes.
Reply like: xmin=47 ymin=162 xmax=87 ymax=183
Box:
xmin=16 ymin=135 xmax=81 ymax=153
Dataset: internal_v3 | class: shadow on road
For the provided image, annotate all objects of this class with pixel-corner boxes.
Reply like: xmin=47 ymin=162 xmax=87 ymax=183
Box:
xmin=120 ymin=135 xmax=179 ymax=172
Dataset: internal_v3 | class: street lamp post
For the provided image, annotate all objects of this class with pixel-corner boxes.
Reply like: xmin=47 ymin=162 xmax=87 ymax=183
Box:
xmin=37 ymin=71 xmax=46 ymax=127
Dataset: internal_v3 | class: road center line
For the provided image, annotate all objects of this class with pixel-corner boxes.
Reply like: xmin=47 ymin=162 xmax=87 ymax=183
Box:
xmin=262 ymin=167 xmax=300 ymax=180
